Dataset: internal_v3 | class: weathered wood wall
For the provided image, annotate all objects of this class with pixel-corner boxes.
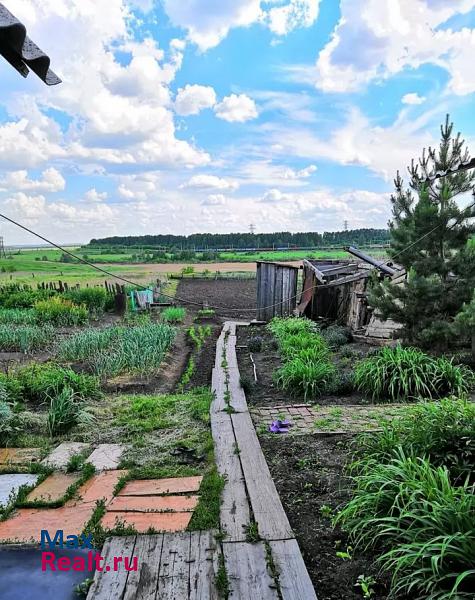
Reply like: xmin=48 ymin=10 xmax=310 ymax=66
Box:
xmin=256 ymin=262 xmax=299 ymax=321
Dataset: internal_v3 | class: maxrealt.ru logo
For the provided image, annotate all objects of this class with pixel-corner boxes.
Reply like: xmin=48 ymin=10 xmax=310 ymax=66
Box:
xmin=40 ymin=530 xmax=138 ymax=572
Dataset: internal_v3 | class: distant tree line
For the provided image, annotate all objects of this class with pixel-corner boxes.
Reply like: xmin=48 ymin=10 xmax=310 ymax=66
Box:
xmin=88 ymin=229 xmax=390 ymax=250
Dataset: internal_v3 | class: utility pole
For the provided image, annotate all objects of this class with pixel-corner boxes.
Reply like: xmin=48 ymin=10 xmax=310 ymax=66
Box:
xmin=344 ymin=220 xmax=348 ymax=232
xmin=0 ymin=236 xmax=6 ymax=259
xmin=249 ymin=224 xmax=256 ymax=235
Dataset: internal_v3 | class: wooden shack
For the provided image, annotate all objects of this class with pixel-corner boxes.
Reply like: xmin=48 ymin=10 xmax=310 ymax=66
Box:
xmin=256 ymin=261 xmax=299 ymax=321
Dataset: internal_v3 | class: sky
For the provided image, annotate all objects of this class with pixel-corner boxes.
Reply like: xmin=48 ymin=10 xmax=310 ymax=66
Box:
xmin=0 ymin=0 xmax=475 ymax=244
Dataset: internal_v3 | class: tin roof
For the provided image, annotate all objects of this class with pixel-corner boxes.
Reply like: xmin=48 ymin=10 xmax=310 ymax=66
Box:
xmin=0 ymin=2 xmax=61 ymax=85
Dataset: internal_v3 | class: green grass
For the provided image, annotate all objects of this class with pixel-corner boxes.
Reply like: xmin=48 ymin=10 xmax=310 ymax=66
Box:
xmin=220 ymin=248 xmax=387 ymax=262
xmin=0 ymin=324 xmax=55 ymax=352
xmin=336 ymin=451 xmax=475 ymax=600
xmin=354 ymin=346 xmax=473 ymax=401
xmin=0 ymin=308 xmax=36 ymax=324
xmin=46 ymin=387 xmax=95 ymax=437
xmin=161 ymin=306 xmax=186 ymax=323
xmin=188 ymin=466 xmax=225 ymax=530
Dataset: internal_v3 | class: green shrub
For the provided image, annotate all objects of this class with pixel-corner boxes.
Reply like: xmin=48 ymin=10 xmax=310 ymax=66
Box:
xmin=336 ymin=452 xmax=475 ymax=599
xmin=275 ymin=356 xmax=336 ymax=399
xmin=354 ymin=346 xmax=472 ymax=401
xmin=47 ymin=387 xmax=95 ymax=437
xmin=0 ymin=400 xmax=16 ymax=444
xmin=248 ymin=335 xmax=263 ymax=353
xmin=0 ymin=373 xmax=24 ymax=403
xmin=357 ymin=398 xmax=475 ymax=483
xmin=34 ymin=297 xmax=88 ymax=326
xmin=0 ymin=324 xmax=55 ymax=353
xmin=0 ymin=289 xmax=54 ymax=309
xmin=321 ymin=325 xmax=350 ymax=348
xmin=15 ymin=363 xmax=101 ymax=404
xmin=63 ymin=288 xmax=110 ymax=315
xmin=161 ymin=306 xmax=186 ymax=323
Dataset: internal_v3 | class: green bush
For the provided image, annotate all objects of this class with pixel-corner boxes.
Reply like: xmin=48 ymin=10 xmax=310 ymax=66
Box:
xmin=63 ymin=288 xmax=111 ymax=315
xmin=0 ymin=373 xmax=24 ymax=404
xmin=354 ymin=345 xmax=472 ymax=401
xmin=161 ymin=306 xmax=186 ymax=323
xmin=34 ymin=297 xmax=88 ymax=327
xmin=321 ymin=325 xmax=350 ymax=348
xmin=0 ymin=324 xmax=55 ymax=353
xmin=336 ymin=452 xmax=475 ymax=599
xmin=357 ymin=398 xmax=475 ymax=482
xmin=0 ymin=400 xmax=16 ymax=444
xmin=15 ymin=363 xmax=101 ymax=405
xmin=0 ymin=289 xmax=54 ymax=309
xmin=47 ymin=387 xmax=95 ymax=437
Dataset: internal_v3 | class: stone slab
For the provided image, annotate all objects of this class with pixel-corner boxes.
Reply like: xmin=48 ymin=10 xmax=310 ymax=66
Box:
xmin=87 ymin=444 xmax=125 ymax=471
xmin=67 ymin=470 xmax=127 ymax=507
xmin=101 ymin=511 xmax=192 ymax=533
xmin=118 ymin=476 xmax=203 ymax=496
xmin=108 ymin=494 xmax=199 ymax=513
xmin=26 ymin=473 xmax=81 ymax=504
xmin=41 ymin=442 xmax=89 ymax=470
xmin=0 ymin=448 xmax=42 ymax=467
xmin=0 ymin=474 xmax=39 ymax=508
xmin=0 ymin=505 xmax=94 ymax=543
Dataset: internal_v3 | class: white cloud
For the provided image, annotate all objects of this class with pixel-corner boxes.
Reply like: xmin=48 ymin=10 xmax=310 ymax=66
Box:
xmin=203 ymin=194 xmax=227 ymax=205
xmin=267 ymin=0 xmax=320 ymax=35
xmin=85 ymin=188 xmax=108 ymax=202
xmin=308 ymin=0 xmax=475 ymax=94
xmin=261 ymin=188 xmax=290 ymax=202
xmin=402 ymin=93 xmax=426 ymax=105
xmin=214 ymin=94 xmax=258 ymax=122
xmin=181 ymin=174 xmax=239 ymax=191
xmin=175 ymin=84 xmax=217 ymax=116
xmin=265 ymin=106 xmax=439 ymax=181
xmin=4 ymin=192 xmax=47 ymax=220
xmin=0 ymin=168 xmax=65 ymax=193
xmin=163 ymin=0 xmax=320 ymax=50
xmin=283 ymin=164 xmax=317 ymax=179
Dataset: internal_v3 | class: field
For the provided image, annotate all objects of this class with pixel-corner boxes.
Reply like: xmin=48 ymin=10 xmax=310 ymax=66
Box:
xmin=0 ymin=276 xmax=473 ymax=599
xmin=0 ymin=245 xmax=386 ymax=287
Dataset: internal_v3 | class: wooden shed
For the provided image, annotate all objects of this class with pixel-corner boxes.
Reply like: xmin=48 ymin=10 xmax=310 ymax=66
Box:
xmin=256 ymin=261 xmax=299 ymax=321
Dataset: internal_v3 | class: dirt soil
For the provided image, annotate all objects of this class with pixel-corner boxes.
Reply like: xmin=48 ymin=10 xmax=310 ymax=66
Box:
xmin=237 ymin=327 xmax=371 ymax=406
xmin=260 ymin=433 xmax=403 ymax=600
xmin=176 ymin=278 xmax=257 ymax=321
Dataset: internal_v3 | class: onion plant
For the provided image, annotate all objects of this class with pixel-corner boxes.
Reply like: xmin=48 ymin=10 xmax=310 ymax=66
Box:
xmin=0 ymin=324 xmax=55 ymax=353
xmin=161 ymin=307 xmax=186 ymax=323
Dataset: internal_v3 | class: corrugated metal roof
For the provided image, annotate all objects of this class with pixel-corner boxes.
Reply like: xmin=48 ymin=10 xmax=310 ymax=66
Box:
xmin=0 ymin=2 xmax=61 ymax=85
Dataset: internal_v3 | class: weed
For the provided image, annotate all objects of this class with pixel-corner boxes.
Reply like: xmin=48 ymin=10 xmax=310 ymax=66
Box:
xmin=245 ymin=520 xmax=260 ymax=543
xmin=161 ymin=306 xmax=186 ymax=323
xmin=47 ymin=387 xmax=95 ymax=437
xmin=320 ymin=504 xmax=333 ymax=518
xmin=355 ymin=575 xmax=376 ymax=598
xmin=74 ymin=578 xmax=94 ymax=598
xmin=239 ymin=375 xmax=254 ymax=395
xmin=34 ymin=297 xmax=88 ymax=326
xmin=216 ymin=552 xmax=230 ymax=598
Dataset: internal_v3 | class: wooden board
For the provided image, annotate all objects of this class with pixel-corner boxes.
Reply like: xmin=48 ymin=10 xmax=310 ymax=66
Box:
xmin=87 ymin=536 xmax=137 ymax=600
xmin=211 ymin=367 xmax=226 ymax=413
xmin=269 ymin=539 xmax=317 ymax=600
xmin=223 ymin=541 xmax=278 ymax=600
xmin=211 ymin=411 xmax=250 ymax=541
xmin=226 ymin=368 xmax=248 ymax=413
xmin=189 ymin=530 xmax=219 ymax=600
xmin=231 ymin=412 xmax=293 ymax=540
xmin=157 ymin=531 xmax=190 ymax=599
xmin=123 ymin=535 xmax=163 ymax=600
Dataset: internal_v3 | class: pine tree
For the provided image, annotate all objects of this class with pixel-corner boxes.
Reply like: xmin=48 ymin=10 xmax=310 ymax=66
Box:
xmin=370 ymin=115 xmax=475 ymax=348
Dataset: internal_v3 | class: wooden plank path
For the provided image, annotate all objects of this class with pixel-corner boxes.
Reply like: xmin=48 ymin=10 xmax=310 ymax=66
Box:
xmin=88 ymin=531 xmax=219 ymax=600
xmin=212 ymin=322 xmax=317 ymax=599
xmin=88 ymin=321 xmax=316 ymax=599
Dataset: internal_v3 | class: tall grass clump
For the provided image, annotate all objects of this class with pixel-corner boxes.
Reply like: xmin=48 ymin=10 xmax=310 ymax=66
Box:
xmin=15 ymin=362 xmax=101 ymax=405
xmin=0 ymin=324 xmax=55 ymax=352
xmin=34 ymin=297 xmax=88 ymax=327
xmin=0 ymin=288 xmax=54 ymax=309
xmin=161 ymin=306 xmax=186 ymax=323
xmin=336 ymin=451 xmax=475 ymax=599
xmin=356 ymin=398 xmax=475 ymax=483
xmin=354 ymin=345 xmax=472 ymax=401
xmin=47 ymin=387 xmax=95 ymax=437
xmin=268 ymin=317 xmax=337 ymax=399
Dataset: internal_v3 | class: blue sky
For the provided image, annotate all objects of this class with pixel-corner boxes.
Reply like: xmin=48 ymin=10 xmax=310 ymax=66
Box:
xmin=0 ymin=0 xmax=474 ymax=244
